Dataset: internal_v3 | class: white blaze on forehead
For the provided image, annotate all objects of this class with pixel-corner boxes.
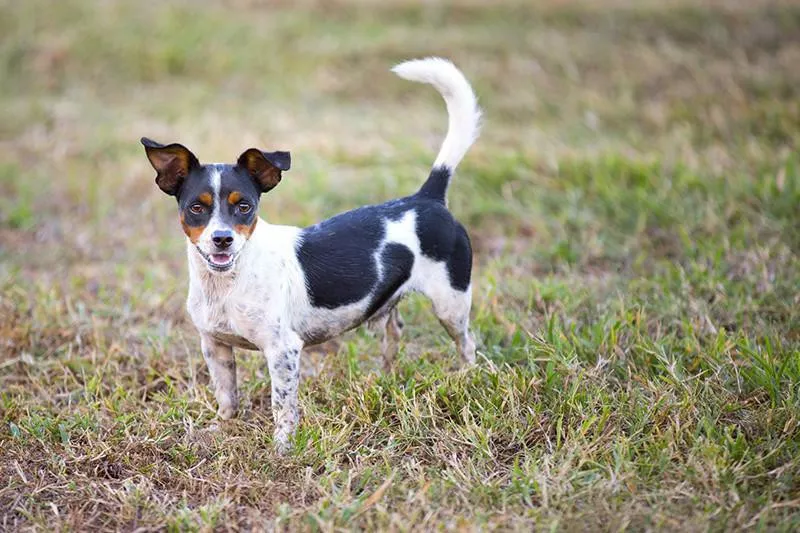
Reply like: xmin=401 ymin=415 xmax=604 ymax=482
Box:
xmin=199 ymin=166 xmax=228 ymax=242
xmin=207 ymin=166 xmax=223 ymax=227
xmin=209 ymin=165 xmax=222 ymax=209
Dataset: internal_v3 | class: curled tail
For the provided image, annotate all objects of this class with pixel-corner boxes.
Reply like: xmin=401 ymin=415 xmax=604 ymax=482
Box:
xmin=392 ymin=57 xmax=482 ymax=203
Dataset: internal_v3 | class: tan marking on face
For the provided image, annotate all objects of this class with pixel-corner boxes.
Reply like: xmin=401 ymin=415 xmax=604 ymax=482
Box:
xmin=228 ymin=191 xmax=242 ymax=205
xmin=234 ymin=219 xmax=257 ymax=239
xmin=198 ymin=192 xmax=213 ymax=206
xmin=181 ymin=213 xmax=205 ymax=244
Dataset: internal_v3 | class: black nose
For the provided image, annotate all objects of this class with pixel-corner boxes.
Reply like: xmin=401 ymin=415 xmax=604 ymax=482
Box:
xmin=212 ymin=230 xmax=234 ymax=249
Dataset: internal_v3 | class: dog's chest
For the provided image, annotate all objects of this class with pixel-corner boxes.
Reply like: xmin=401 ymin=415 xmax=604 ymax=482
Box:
xmin=187 ymin=276 xmax=267 ymax=351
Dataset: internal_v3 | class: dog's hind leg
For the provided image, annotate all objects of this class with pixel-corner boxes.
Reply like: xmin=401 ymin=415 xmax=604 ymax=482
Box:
xmin=368 ymin=306 xmax=404 ymax=370
xmin=381 ymin=307 xmax=404 ymax=370
xmin=430 ymin=286 xmax=476 ymax=366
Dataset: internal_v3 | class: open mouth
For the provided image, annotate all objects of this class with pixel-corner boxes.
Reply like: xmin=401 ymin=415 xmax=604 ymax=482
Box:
xmin=198 ymin=248 xmax=236 ymax=271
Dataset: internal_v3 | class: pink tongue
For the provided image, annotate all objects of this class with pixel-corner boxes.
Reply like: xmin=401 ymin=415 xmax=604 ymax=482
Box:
xmin=211 ymin=253 xmax=231 ymax=264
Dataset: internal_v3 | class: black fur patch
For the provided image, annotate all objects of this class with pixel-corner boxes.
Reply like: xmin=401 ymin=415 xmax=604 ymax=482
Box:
xmin=416 ymin=202 xmax=458 ymax=261
xmin=447 ymin=222 xmax=472 ymax=291
xmin=215 ymin=166 xmax=261 ymax=229
xmin=176 ymin=168 xmax=215 ymax=226
xmin=365 ymin=243 xmax=414 ymax=317
xmin=417 ymin=165 xmax=451 ymax=202
xmin=295 ymin=204 xmax=391 ymax=308
xmin=296 ymin=193 xmax=472 ymax=314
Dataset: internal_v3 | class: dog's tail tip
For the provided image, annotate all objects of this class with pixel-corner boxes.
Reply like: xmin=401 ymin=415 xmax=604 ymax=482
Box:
xmin=391 ymin=56 xmax=456 ymax=80
xmin=393 ymin=57 xmax=481 ymax=202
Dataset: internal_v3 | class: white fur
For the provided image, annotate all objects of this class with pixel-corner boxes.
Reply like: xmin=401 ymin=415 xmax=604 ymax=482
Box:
xmin=210 ymin=165 xmax=221 ymax=196
xmin=187 ymin=220 xmax=306 ymax=349
xmin=392 ymin=57 xmax=482 ymax=172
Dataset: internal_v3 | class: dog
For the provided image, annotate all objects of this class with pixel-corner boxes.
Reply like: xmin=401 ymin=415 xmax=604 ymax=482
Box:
xmin=141 ymin=57 xmax=482 ymax=453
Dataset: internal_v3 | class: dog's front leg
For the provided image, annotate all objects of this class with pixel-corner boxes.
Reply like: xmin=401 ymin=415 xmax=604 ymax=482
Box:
xmin=200 ymin=334 xmax=238 ymax=420
xmin=263 ymin=331 xmax=303 ymax=454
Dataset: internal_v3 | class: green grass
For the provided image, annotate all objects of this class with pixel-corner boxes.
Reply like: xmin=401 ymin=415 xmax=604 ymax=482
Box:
xmin=1 ymin=0 xmax=799 ymax=530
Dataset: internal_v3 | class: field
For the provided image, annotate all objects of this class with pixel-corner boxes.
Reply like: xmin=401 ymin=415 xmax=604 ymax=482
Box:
xmin=1 ymin=0 xmax=799 ymax=530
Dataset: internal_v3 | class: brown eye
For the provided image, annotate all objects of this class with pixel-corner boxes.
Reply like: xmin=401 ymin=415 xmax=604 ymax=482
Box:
xmin=238 ymin=202 xmax=252 ymax=214
xmin=190 ymin=203 xmax=205 ymax=215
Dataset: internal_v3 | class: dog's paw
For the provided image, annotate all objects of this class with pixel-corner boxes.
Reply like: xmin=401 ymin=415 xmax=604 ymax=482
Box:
xmin=273 ymin=423 xmax=297 ymax=455
xmin=217 ymin=402 xmax=238 ymax=420
xmin=273 ymin=433 xmax=292 ymax=456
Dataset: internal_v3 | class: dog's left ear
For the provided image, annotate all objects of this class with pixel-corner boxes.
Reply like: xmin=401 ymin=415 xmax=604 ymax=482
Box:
xmin=237 ymin=148 xmax=291 ymax=193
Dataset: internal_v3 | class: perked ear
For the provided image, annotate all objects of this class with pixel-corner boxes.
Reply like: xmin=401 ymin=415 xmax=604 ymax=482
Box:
xmin=141 ymin=137 xmax=200 ymax=196
xmin=237 ymin=148 xmax=291 ymax=193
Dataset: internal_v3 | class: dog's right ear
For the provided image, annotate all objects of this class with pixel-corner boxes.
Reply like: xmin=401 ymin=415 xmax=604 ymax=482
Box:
xmin=141 ymin=137 xmax=200 ymax=196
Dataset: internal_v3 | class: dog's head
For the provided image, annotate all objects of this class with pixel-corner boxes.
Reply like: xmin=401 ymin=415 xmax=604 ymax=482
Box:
xmin=141 ymin=137 xmax=290 ymax=273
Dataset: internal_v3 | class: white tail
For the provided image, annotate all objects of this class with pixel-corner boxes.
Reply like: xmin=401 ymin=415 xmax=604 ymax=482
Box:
xmin=392 ymin=57 xmax=482 ymax=175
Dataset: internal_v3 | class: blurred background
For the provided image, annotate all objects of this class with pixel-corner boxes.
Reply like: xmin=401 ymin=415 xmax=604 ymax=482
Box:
xmin=1 ymin=0 xmax=799 ymax=529
xmin=2 ymin=0 xmax=796 ymax=293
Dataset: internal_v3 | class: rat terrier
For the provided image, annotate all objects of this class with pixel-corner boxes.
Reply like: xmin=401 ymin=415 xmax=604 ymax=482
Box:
xmin=141 ymin=57 xmax=482 ymax=453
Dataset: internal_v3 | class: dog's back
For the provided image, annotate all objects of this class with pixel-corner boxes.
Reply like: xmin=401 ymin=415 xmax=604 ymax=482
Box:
xmin=290 ymin=57 xmax=482 ymax=357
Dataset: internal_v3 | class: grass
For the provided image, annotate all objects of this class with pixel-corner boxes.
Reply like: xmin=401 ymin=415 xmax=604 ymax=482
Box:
xmin=1 ymin=0 xmax=799 ymax=530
